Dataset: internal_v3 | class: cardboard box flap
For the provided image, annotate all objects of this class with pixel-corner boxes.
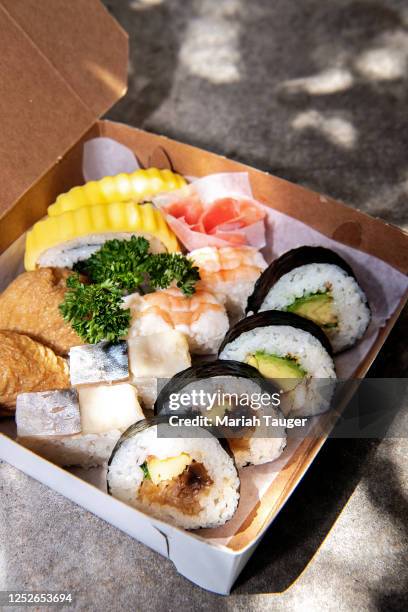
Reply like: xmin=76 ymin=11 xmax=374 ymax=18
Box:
xmin=0 ymin=0 xmax=128 ymax=219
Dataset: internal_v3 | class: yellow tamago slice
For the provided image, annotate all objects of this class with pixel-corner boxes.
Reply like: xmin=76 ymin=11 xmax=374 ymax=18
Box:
xmin=25 ymin=202 xmax=180 ymax=271
xmin=47 ymin=168 xmax=186 ymax=216
xmin=147 ymin=453 xmax=192 ymax=485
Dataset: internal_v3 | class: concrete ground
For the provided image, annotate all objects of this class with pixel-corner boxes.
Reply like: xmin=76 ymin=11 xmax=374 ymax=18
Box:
xmin=1 ymin=0 xmax=407 ymax=610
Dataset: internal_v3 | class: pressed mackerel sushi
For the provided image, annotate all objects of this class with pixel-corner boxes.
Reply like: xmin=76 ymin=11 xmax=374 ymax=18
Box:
xmin=107 ymin=417 xmax=240 ymax=530
xmin=69 ymin=341 xmax=129 ymax=386
xmin=219 ymin=311 xmax=336 ymax=417
xmin=124 ymin=288 xmax=229 ymax=354
xmin=246 ymin=246 xmax=371 ymax=353
xmin=188 ymin=246 xmax=267 ymax=321
xmin=16 ymin=385 xmax=144 ymax=468
xmin=154 ymin=360 xmax=287 ymax=468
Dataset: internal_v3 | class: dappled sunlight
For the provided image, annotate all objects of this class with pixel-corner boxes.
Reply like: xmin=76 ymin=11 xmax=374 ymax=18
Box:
xmin=279 ymin=68 xmax=354 ymax=95
xmin=85 ymin=60 xmax=127 ymax=97
xmin=355 ymin=30 xmax=408 ymax=81
xmin=279 ymin=29 xmax=408 ymax=96
xmin=292 ymin=110 xmax=357 ymax=149
xmin=130 ymin=0 xmax=163 ymax=10
xmin=356 ymin=48 xmax=405 ymax=80
xmin=179 ymin=0 xmax=242 ymax=84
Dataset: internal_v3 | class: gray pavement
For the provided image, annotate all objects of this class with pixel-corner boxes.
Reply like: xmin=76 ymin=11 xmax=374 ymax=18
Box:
xmin=1 ymin=0 xmax=407 ymax=610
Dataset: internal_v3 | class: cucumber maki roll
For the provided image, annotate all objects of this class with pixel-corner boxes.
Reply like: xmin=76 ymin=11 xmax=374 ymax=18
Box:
xmin=155 ymin=360 xmax=287 ymax=468
xmin=218 ymin=311 xmax=336 ymax=417
xmin=107 ymin=417 xmax=240 ymax=530
xmin=246 ymin=246 xmax=371 ymax=353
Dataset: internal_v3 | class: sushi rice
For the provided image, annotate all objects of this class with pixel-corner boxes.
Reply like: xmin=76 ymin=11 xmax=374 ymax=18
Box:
xmin=219 ymin=316 xmax=336 ymax=417
xmin=154 ymin=360 xmax=287 ymax=468
xmin=257 ymin=263 xmax=370 ymax=353
xmin=124 ymin=288 xmax=229 ymax=355
xmin=188 ymin=246 xmax=267 ymax=321
xmin=229 ymin=436 xmax=287 ymax=469
xmin=107 ymin=422 xmax=240 ymax=530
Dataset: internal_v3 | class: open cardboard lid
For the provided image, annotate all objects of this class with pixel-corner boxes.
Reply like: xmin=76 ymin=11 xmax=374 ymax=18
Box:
xmin=0 ymin=0 xmax=128 ymax=219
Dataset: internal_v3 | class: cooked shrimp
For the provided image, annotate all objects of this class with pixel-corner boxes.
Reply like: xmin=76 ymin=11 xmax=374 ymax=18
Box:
xmin=124 ymin=288 xmax=229 ymax=355
xmin=188 ymin=246 xmax=267 ymax=321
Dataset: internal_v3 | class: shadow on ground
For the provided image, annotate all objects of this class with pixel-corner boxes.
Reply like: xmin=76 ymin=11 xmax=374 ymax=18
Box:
xmin=232 ymin=303 xmax=407 ymax=595
xmin=106 ymin=0 xmax=408 ymax=229
xmin=101 ymin=0 xmax=408 ymax=604
xmin=103 ymin=0 xmax=194 ymax=126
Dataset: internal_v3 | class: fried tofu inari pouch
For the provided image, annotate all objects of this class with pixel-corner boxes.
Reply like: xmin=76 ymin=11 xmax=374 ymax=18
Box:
xmin=0 ymin=268 xmax=83 ymax=355
xmin=0 ymin=331 xmax=69 ymax=415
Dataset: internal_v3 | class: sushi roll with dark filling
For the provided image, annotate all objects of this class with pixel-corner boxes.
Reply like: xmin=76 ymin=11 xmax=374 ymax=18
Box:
xmin=107 ymin=417 xmax=240 ymax=530
xmin=155 ymin=360 xmax=287 ymax=468
xmin=218 ymin=311 xmax=336 ymax=417
xmin=246 ymin=246 xmax=371 ymax=353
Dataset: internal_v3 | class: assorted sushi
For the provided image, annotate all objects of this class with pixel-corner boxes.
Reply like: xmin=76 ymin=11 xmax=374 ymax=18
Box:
xmin=246 ymin=246 xmax=371 ymax=353
xmin=1 ymin=153 xmax=374 ymax=531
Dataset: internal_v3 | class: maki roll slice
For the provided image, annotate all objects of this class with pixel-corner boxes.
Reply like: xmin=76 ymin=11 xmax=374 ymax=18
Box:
xmin=218 ymin=311 xmax=336 ymax=417
xmin=246 ymin=246 xmax=371 ymax=353
xmin=107 ymin=417 xmax=240 ymax=530
xmin=155 ymin=360 xmax=287 ymax=468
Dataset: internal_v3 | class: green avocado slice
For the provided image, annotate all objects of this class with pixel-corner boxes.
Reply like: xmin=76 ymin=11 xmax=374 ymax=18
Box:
xmin=286 ymin=291 xmax=338 ymax=330
xmin=246 ymin=351 xmax=305 ymax=392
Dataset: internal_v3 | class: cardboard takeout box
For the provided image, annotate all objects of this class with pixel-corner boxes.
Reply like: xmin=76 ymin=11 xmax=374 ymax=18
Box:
xmin=0 ymin=0 xmax=407 ymax=595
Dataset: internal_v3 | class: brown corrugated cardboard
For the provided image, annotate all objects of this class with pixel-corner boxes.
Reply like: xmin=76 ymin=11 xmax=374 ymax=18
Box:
xmin=0 ymin=0 xmax=127 ymax=224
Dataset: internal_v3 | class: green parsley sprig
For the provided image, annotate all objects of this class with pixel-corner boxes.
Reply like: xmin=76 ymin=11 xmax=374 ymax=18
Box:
xmin=61 ymin=237 xmax=200 ymax=344
xmin=59 ymin=274 xmax=131 ymax=344
xmin=74 ymin=236 xmax=200 ymax=296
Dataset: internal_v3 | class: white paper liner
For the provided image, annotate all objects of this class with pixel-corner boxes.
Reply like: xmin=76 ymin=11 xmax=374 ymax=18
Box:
xmin=0 ymin=173 xmax=407 ymax=548
xmin=82 ymin=137 xmax=140 ymax=182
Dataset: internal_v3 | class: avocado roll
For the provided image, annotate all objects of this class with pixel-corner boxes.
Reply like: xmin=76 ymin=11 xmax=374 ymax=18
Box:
xmin=246 ymin=246 xmax=371 ymax=353
xmin=218 ymin=311 xmax=336 ymax=417
xmin=107 ymin=417 xmax=240 ymax=530
xmin=154 ymin=360 xmax=287 ymax=468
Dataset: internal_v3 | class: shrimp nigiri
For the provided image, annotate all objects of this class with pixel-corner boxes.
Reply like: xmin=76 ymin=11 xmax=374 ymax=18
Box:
xmin=124 ymin=288 xmax=229 ymax=355
xmin=188 ymin=246 xmax=267 ymax=321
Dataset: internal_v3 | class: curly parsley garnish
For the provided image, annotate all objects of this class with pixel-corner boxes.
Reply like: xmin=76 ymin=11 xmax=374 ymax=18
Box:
xmin=62 ymin=237 xmax=200 ymax=343
xmin=59 ymin=274 xmax=131 ymax=344
xmin=74 ymin=236 xmax=200 ymax=296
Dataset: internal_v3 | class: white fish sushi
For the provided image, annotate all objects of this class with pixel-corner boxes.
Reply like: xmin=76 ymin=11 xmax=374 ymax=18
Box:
xmin=16 ymin=389 xmax=81 ymax=438
xmin=127 ymin=330 xmax=191 ymax=409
